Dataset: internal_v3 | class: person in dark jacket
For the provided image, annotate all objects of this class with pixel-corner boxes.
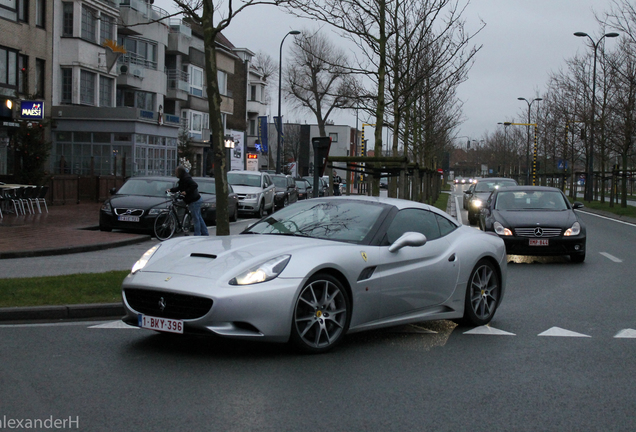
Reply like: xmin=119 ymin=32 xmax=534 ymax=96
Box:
xmin=169 ymin=165 xmax=209 ymax=236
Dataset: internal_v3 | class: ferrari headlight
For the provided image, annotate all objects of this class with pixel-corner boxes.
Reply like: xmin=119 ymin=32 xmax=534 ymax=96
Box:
xmin=564 ymin=222 xmax=581 ymax=236
xmin=494 ymin=221 xmax=513 ymax=236
xmin=131 ymin=244 xmax=161 ymax=274
xmin=471 ymin=199 xmax=483 ymax=208
xmin=229 ymin=255 xmax=291 ymax=286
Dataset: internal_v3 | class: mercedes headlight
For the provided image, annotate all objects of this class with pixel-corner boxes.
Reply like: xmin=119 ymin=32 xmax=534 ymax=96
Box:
xmin=229 ymin=255 xmax=291 ymax=286
xmin=131 ymin=244 xmax=161 ymax=274
xmin=494 ymin=221 xmax=512 ymax=236
xmin=564 ymin=222 xmax=581 ymax=236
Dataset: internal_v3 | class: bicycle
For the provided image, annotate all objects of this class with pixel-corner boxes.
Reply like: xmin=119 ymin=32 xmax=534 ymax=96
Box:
xmin=153 ymin=192 xmax=193 ymax=241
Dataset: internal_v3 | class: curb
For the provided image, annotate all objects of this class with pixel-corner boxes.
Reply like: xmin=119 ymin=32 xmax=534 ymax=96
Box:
xmin=0 ymin=235 xmax=152 ymax=259
xmin=0 ymin=303 xmax=125 ymax=322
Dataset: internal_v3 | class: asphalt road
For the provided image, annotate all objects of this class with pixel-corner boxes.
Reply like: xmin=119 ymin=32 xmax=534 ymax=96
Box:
xmin=0 ymin=191 xmax=634 ymax=431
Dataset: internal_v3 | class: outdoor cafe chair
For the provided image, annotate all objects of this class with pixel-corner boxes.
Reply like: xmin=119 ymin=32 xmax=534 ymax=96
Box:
xmin=30 ymin=185 xmax=49 ymax=213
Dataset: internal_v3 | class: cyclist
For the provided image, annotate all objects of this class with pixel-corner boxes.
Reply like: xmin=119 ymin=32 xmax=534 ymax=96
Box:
xmin=168 ymin=165 xmax=209 ymax=236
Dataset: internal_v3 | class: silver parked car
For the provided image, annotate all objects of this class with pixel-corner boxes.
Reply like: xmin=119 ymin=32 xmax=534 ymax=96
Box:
xmin=121 ymin=196 xmax=507 ymax=353
xmin=227 ymin=170 xmax=275 ymax=218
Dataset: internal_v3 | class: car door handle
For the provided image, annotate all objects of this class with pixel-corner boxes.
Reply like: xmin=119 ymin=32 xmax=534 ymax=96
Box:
xmin=448 ymin=253 xmax=456 ymax=262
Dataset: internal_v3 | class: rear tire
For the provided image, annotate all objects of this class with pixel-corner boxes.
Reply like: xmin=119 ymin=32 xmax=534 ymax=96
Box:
xmin=460 ymin=259 xmax=501 ymax=326
xmin=154 ymin=212 xmax=177 ymax=241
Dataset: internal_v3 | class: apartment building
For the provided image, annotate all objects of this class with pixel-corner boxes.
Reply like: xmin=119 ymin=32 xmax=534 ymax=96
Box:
xmin=0 ymin=0 xmax=53 ymax=176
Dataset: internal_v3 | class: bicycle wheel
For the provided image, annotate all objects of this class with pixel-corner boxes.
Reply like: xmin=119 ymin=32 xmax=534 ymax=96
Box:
xmin=154 ymin=212 xmax=177 ymax=241
xmin=182 ymin=213 xmax=192 ymax=234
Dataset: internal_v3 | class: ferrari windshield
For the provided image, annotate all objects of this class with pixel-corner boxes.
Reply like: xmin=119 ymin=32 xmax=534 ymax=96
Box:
xmin=243 ymin=199 xmax=387 ymax=243
xmin=495 ymin=190 xmax=569 ymax=211
xmin=117 ymin=179 xmax=175 ymax=197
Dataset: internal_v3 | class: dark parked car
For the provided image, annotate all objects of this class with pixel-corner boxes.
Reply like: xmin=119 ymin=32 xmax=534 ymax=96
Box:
xmin=295 ymin=178 xmax=313 ymax=200
xmin=194 ymin=177 xmax=239 ymax=224
xmin=303 ymin=176 xmax=328 ymax=197
xmin=479 ymin=186 xmax=586 ymax=263
xmin=464 ymin=177 xmax=518 ymax=225
xmin=99 ymin=176 xmax=177 ymax=232
xmin=271 ymin=174 xmax=299 ymax=209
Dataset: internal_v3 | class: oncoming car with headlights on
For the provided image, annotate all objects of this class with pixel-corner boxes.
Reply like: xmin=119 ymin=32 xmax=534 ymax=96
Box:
xmin=479 ymin=186 xmax=587 ymax=263
xmin=464 ymin=177 xmax=518 ymax=225
xmin=121 ymin=196 xmax=508 ymax=353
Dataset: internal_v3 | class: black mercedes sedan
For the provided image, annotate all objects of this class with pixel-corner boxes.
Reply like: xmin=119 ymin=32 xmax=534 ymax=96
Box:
xmin=99 ymin=176 xmax=177 ymax=232
xmin=479 ymin=186 xmax=586 ymax=263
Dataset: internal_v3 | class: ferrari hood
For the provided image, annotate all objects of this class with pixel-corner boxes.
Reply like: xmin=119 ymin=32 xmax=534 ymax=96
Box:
xmin=140 ymin=234 xmax=331 ymax=280
xmin=494 ymin=209 xmax=577 ymax=228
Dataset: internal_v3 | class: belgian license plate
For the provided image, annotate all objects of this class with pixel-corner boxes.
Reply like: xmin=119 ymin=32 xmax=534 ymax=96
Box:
xmin=138 ymin=314 xmax=183 ymax=334
xmin=529 ymin=239 xmax=549 ymax=246
xmin=118 ymin=215 xmax=140 ymax=222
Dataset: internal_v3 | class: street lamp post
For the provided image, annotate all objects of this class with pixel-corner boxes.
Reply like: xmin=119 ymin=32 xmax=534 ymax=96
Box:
xmin=498 ymin=122 xmax=511 ymax=176
xmin=276 ymin=30 xmax=301 ymax=174
xmin=224 ymin=135 xmax=235 ymax=173
xmin=518 ymin=97 xmax=542 ymax=185
xmin=574 ymin=31 xmax=619 ymax=202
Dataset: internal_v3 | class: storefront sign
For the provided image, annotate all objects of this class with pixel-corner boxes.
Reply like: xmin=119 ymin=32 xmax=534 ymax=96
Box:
xmin=20 ymin=101 xmax=44 ymax=120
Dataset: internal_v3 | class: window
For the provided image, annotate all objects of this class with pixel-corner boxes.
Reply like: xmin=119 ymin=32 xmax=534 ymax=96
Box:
xmin=34 ymin=59 xmax=44 ymax=98
xmin=435 ymin=214 xmax=457 ymax=237
xmin=191 ymin=112 xmax=202 ymax=132
xmin=217 ymin=70 xmax=227 ymax=96
xmin=116 ymin=89 xmax=154 ymax=110
xmin=62 ymin=2 xmax=73 ymax=36
xmin=80 ymin=70 xmax=95 ymax=105
xmin=118 ymin=37 xmax=158 ymax=69
xmin=60 ymin=68 xmax=72 ymax=103
xmin=0 ymin=0 xmax=17 ymax=21
xmin=100 ymin=15 xmax=114 ymax=45
xmin=0 ymin=47 xmax=18 ymax=88
xmin=386 ymin=208 xmax=442 ymax=244
xmin=188 ymin=65 xmax=203 ymax=97
xmin=99 ymin=75 xmax=113 ymax=107
xmin=249 ymin=119 xmax=256 ymax=135
xmin=18 ymin=55 xmax=27 ymax=94
xmin=329 ymin=133 xmax=338 ymax=143
xmin=35 ymin=0 xmax=44 ymax=27
xmin=18 ymin=0 xmax=28 ymax=22
xmin=81 ymin=6 xmax=97 ymax=42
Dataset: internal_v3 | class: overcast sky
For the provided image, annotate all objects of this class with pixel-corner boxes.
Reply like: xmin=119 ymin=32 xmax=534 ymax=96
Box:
xmin=155 ymin=0 xmax=614 ymax=146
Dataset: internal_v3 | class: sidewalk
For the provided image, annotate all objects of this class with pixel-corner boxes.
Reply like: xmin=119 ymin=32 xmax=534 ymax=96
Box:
xmin=0 ymin=202 xmax=151 ymax=259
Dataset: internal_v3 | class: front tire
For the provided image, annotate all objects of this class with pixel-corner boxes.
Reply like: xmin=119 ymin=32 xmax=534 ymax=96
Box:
xmin=230 ymin=205 xmax=238 ymax=222
xmin=290 ymin=273 xmax=351 ymax=354
xmin=154 ymin=212 xmax=177 ymax=241
xmin=570 ymin=252 xmax=585 ymax=263
xmin=255 ymin=201 xmax=264 ymax=218
xmin=460 ymin=259 xmax=501 ymax=326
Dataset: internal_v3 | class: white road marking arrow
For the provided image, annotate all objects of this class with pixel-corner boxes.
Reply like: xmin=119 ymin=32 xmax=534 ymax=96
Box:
xmin=614 ymin=329 xmax=636 ymax=338
xmin=464 ymin=325 xmax=516 ymax=335
xmin=538 ymin=327 xmax=591 ymax=337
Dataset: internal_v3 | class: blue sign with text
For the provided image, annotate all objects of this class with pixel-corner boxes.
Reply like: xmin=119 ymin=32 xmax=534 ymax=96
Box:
xmin=20 ymin=101 xmax=44 ymax=120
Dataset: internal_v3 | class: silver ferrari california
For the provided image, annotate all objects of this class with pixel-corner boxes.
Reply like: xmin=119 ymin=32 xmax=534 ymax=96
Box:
xmin=122 ymin=196 xmax=508 ymax=353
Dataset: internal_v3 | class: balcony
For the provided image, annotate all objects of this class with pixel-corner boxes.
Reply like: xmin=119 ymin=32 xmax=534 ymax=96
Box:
xmin=166 ymin=69 xmax=189 ymax=101
xmin=119 ymin=0 xmax=169 ymax=35
xmin=167 ymin=19 xmax=192 ymax=56
xmin=52 ymin=106 xmax=181 ymax=127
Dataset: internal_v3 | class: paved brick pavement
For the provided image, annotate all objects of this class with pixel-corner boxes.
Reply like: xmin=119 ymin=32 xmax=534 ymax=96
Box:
xmin=0 ymin=202 xmax=150 ymax=259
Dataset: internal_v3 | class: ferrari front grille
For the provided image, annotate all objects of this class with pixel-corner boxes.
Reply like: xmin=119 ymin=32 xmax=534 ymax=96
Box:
xmin=124 ymin=288 xmax=213 ymax=320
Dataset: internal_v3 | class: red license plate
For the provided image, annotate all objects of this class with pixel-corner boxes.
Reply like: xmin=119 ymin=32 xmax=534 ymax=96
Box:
xmin=529 ymin=239 xmax=549 ymax=246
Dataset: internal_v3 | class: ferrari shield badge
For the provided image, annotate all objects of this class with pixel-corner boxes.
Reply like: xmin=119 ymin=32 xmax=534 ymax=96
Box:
xmin=360 ymin=251 xmax=368 ymax=262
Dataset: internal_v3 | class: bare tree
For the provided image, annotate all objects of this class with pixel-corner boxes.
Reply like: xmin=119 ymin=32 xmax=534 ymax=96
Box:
xmin=284 ymin=30 xmax=358 ymax=137
xmin=171 ymin=0 xmax=290 ymax=235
